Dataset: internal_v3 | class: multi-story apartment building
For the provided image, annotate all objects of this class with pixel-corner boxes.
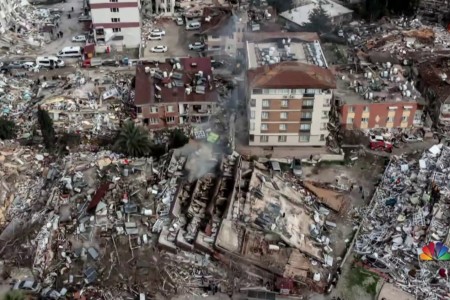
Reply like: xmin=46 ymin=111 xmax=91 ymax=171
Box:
xmin=334 ymin=67 xmax=424 ymax=130
xmin=132 ymin=57 xmax=219 ymax=129
xmin=247 ymin=63 xmax=335 ymax=146
xmin=200 ymin=7 xmax=246 ymax=57
xmin=0 ymin=0 xmax=13 ymax=32
xmin=246 ymin=33 xmax=335 ymax=146
xmin=90 ymin=0 xmax=141 ymax=48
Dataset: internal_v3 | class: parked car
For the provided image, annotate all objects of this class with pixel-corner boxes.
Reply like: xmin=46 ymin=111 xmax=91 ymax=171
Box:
xmin=8 ymin=61 xmax=25 ymax=69
xmin=150 ymin=28 xmax=166 ymax=36
xmin=211 ymin=60 xmax=224 ymax=68
xmin=41 ymin=287 xmax=60 ymax=299
xmin=150 ymin=45 xmax=168 ymax=53
xmin=175 ymin=17 xmax=184 ymax=25
xmin=22 ymin=62 xmax=36 ymax=69
xmin=402 ymin=134 xmax=423 ymax=143
xmin=291 ymin=158 xmax=302 ymax=177
xmin=148 ymin=33 xmax=163 ymax=40
xmin=188 ymin=42 xmax=205 ymax=51
xmin=72 ymin=34 xmax=86 ymax=42
xmin=13 ymin=280 xmax=41 ymax=293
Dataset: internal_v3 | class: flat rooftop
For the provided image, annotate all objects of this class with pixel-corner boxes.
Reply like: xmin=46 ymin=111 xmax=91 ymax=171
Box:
xmin=334 ymin=65 xmax=424 ymax=105
xmin=247 ymin=38 xmax=327 ymax=70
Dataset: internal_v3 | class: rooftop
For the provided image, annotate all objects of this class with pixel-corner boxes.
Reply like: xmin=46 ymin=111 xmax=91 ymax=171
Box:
xmin=246 ymin=34 xmax=327 ymax=69
xmin=334 ymin=65 xmax=424 ymax=105
xmin=279 ymin=0 xmax=353 ymax=26
xmin=200 ymin=6 xmax=234 ymax=36
xmin=133 ymin=58 xmax=219 ymax=106
xmin=248 ymin=61 xmax=336 ymax=89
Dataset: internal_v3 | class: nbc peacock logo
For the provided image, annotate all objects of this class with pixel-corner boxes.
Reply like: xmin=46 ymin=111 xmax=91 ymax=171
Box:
xmin=419 ymin=241 xmax=450 ymax=261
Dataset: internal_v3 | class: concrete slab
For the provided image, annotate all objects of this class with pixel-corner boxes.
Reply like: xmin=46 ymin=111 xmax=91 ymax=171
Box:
xmin=377 ymin=282 xmax=415 ymax=300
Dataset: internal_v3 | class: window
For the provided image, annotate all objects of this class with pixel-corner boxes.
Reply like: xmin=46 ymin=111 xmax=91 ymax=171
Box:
xmin=250 ymin=111 xmax=255 ymax=119
xmin=253 ymin=89 xmax=262 ymax=94
xmin=149 ymin=118 xmax=159 ymax=124
xmin=278 ymin=136 xmax=287 ymax=142
xmin=211 ymin=34 xmax=219 ymax=39
xmin=250 ymin=99 xmax=256 ymax=107
xmin=402 ymin=116 xmax=408 ymax=122
xmin=361 ymin=118 xmax=369 ymax=123
xmin=387 ymin=117 xmax=394 ymax=122
xmin=299 ymin=135 xmax=310 ymax=142
xmin=323 ymin=98 xmax=331 ymax=107
xmin=363 ymin=106 xmax=370 ymax=112
xmin=261 ymin=112 xmax=269 ymax=119
xmin=262 ymin=99 xmax=269 ymax=108
xmin=109 ymin=0 xmax=118 ymax=2
xmin=112 ymin=28 xmax=121 ymax=32
xmin=320 ymin=123 xmax=327 ymax=130
xmin=349 ymin=106 xmax=355 ymax=113
xmin=250 ymin=122 xmax=255 ymax=131
xmin=110 ymin=7 xmax=119 ymax=12
xmin=301 ymin=112 xmax=312 ymax=120
xmin=279 ymin=124 xmax=287 ymax=131
xmin=111 ymin=18 xmax=120 ymax=22
xmin=150 ymin=106 xmax=158 ymax=113
xmin=167 ymin=105 xmax=174 ymax=112
xmin=137 ymin=107 xmax=142 ymax=113
xmin=260 ymin=135 xmax=268 ymax=142
xmin=300 ymin=124 xmax=311 ymax=131
xmin=347 ymin=117 xmax=354 ymax=124
xmin=166 ymin=116 xmax=175 ymax=123
xmin=302 ymin=100 xmax=313 ymax=108
xmin=249 ymin=135 xmax=254 ymax=142
xmin=281 ymin=100 xmax=288 ymax=108
xmin=261 ymin=123 xmax=268 ymax=131
xmin=322 ymin=111 xmax=329 ymax=119
xmin=320 ymin=134 xmax=325 ymax=141
xmin=280 ymin=112 xmax=288 ymax=119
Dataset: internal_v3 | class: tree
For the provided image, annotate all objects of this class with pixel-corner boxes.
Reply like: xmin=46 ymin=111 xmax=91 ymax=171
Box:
xmin=302 ymin=5 xmax=332 ymax=34
xmin=365 ymin=0 xmax=420 ymax=20
xmin=37 ymin=107 xmax=56 ymax=151
xmin=169 ymin=129 xmax=189 ymax=149
xmin=266 ymin=0 xmax=294 ymax=13
xmin=113 ymin=121 xmax=151 ymax=157
xmin=0 ymin=117 xmax=17 ymax=140
xmin=4 ymin=291 xmax=25 ymax=300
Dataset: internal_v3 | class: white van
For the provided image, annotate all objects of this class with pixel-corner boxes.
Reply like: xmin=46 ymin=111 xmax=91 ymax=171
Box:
xmin=36 ymin=56 xmax=65 ymax=68
xmin=57 ymin=46 xmax=82 ymax=58
xmin=186 ymin=21 xmax=201 ymax=30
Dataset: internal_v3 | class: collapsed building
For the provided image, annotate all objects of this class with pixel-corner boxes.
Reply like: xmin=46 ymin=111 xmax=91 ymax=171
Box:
xmin=354 ymin=144 xmax=450 ymax=299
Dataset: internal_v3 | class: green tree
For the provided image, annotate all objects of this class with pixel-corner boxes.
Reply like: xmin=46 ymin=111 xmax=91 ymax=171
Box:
xmin=302 ymin=5 xmax=332 ymax=33
xmin=0 ymin=117 xmax=17 ymax=140
xmin=113 ymin=121 xmax=151 ymax=157
xmin=3 ymin=291 xmax=25 ymax=300
xmin=169 ymin=128 xmax=189 ymax=149
xmin=266 ymin=0 xmax=294 ymax=13
xmin=37 ymin=107 xmax=56 ymax=151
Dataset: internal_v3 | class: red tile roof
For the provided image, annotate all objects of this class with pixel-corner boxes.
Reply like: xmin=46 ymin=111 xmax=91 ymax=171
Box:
xmin=134 ymin=58 xmax=218 ymax=106
xmin=248 ymin=62 xmax=336 ymax=89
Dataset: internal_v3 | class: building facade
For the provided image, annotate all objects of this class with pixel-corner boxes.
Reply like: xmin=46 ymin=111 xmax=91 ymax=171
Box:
xmin=247 ymin=63 xmax=335 ymax=147
xmin=90 ymin=0 xmax=141 ymax=48
xmin=340 ymin=102 xmax=421 ymax=129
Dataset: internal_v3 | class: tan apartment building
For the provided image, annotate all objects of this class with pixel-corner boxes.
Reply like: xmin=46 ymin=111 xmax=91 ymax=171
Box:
xmin=132 ymin=57 xmax=219 ymax=129
xmin=247 ymin=63 xmax=335 ymax=146
xmin=246 ymin=32 xmax=335 ymax=146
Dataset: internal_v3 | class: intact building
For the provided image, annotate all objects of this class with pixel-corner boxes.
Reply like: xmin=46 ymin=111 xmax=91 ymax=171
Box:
xmin=90 ymin=0 xmax=141 ymax=49
xmin=246 ymin=32 xmax=335 ymax=146
xmin=132 ymin=57 xmax=219 ymax=129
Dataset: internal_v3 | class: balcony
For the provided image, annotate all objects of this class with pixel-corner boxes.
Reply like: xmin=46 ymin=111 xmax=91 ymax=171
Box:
xmin=300 ymin=117 xmax=312 ymax=122
xmin=302 ymin=104 xmax=314 ymax=109
xmin=299 ymin=128 xmax=311 ymax=133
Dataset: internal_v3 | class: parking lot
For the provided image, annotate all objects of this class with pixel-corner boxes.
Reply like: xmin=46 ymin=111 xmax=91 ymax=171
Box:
xmin=142 ymin=19 xmax=204 ymax=59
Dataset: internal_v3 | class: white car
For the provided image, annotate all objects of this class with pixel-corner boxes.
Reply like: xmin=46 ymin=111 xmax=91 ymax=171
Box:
xmin=175 ymin=17 xmax=183 ymax=26
xmin=22 ymin=62 xmax=36 ymax=69
xmin=150 ymin=28 xmax=166 ymax=36
xmin=189 ymin=42 xmax=205 ymax=50
xmin=71 ymin=35 xmax=86 ymax=42
xmin=13 ymin=280 xmax=41 ymax=293
xmin=151 ymin=45 xmax=168 ymax=53
xmin=148 ymin=33 xmax=162 ymax=40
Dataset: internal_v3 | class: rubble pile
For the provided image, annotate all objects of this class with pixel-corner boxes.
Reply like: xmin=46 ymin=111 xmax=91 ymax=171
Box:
xmin=354 ymin=144 xmax=450 ymax=299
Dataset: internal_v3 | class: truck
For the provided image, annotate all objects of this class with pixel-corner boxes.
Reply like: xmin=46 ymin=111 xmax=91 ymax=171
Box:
xmin=81 ymin=58 xmax=102 ymax=68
